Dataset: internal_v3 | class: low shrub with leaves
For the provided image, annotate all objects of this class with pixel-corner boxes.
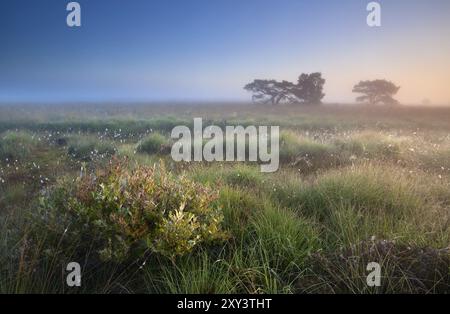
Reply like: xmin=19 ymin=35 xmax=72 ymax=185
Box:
xmin=37 ymin=159 xmax=227 ymax=262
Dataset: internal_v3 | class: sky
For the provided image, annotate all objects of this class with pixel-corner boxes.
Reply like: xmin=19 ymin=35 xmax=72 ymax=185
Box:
xmin=1 ymin=0 xmax=449 ymax=105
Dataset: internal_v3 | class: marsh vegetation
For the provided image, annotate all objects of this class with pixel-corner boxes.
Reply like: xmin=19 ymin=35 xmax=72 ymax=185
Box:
xmin=0 ymin=103 xmax=449 ymax=293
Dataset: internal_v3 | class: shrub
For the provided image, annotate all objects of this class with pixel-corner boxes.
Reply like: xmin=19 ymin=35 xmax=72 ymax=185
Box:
xmin=136 ymin=133 xmax=171 ymax=155
xmin=37 ymin=160 xmax=227 ymax=262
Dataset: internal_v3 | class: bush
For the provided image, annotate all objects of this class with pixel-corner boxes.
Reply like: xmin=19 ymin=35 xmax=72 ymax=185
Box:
xmin=37 ymin=160 xmax=228 ymax=262
xmin=136 ymin=133 xmax=171 ymax=155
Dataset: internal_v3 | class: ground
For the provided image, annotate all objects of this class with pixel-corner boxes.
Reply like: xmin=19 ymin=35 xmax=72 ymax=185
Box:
xmin=0 ymin=103 xmax=449 ymax=293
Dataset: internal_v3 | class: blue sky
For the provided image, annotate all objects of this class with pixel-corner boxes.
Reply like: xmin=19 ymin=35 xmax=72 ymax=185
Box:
xmin=1 ymin=0 xmax=449 ymax=104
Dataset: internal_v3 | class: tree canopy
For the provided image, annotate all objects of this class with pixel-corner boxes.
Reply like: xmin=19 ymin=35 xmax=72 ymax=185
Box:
xmin=244 ymin=73 xmax=325 ymax=105
xmin=352 ymin=80 xmax=400 ymax=106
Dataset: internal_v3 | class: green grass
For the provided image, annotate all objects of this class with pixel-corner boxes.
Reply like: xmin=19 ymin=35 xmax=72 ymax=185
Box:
xmin=145 ymin=251 xmax=238 ymax=294
xmin=297 ymin=164 xmax=422 ymax=218
xmin=251 ymin=206 xmax=320 ymax=271
xmin=279 ymin=131 xmax=336 ymax=164
xmin=217 ymin=186 xmax=265 ymax=239
xmin=0 ymin=131 xmax=38 ymax=162
xmin=136 ymin=132 xmax=171 ymax=155
xmin=334 ymin=131 xmax=401 ymax=160
xmin=67 ymin=135 xmax=117 ymax=161
xmin=0 ymin=104 xmax=449 ymax=294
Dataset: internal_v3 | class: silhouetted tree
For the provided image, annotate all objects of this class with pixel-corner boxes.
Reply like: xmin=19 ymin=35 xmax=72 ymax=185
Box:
xmin=244 ymin=73 xmax=325 ymax=105
xmin=352 ymin=80 xmax=400 ymax=105
xmin=292 ymin=73 xmax=326 ymax=104
xmin=243 ymin=79 xmax=296 ymax=105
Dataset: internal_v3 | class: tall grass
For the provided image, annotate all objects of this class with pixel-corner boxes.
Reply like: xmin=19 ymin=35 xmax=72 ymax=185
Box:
xmin=136 ymin=132 xmax=171 ymax=155
xmin=0 ymin=104 xmax=449 ymax=294
xmin=0 ymin=131 xmax=38 ymax=162
xmin=67 ymin=135 xmax=116 ymax=161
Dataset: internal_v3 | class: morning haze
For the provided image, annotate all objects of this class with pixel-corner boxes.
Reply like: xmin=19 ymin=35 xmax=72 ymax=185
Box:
xmin=1 ymin=0 xmax=449 ymax=105
xmin=1 ymin=1 xmax=450 ymax=296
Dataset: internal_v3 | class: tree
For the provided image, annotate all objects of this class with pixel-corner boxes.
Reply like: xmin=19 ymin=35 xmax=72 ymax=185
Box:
xmin=352 ymin=80 xmax=400 ymax=105
xmin=244 ymin=73 xmax=325 ymax=105
xmin=293 ymin=73 xmax=326 ymax=104
xmin=243 ymin=80 xmax=296 ymax=105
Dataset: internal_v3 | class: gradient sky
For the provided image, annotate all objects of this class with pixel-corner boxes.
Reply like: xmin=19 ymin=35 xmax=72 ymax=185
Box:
xmin=1 ymin=0 xmax=450 ymax=104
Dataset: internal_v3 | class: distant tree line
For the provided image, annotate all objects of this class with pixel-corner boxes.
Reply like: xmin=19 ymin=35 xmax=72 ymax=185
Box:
xmin=244 ymin=73 xmax=400 ymax=106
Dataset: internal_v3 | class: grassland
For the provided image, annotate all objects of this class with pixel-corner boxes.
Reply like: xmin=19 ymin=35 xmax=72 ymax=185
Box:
xmin=0 ymin=103 xmax=449 ymax=294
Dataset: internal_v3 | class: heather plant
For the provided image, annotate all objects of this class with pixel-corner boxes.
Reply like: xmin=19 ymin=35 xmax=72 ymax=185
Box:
xmin=37 ymin=159 xmax=228 ymax=262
